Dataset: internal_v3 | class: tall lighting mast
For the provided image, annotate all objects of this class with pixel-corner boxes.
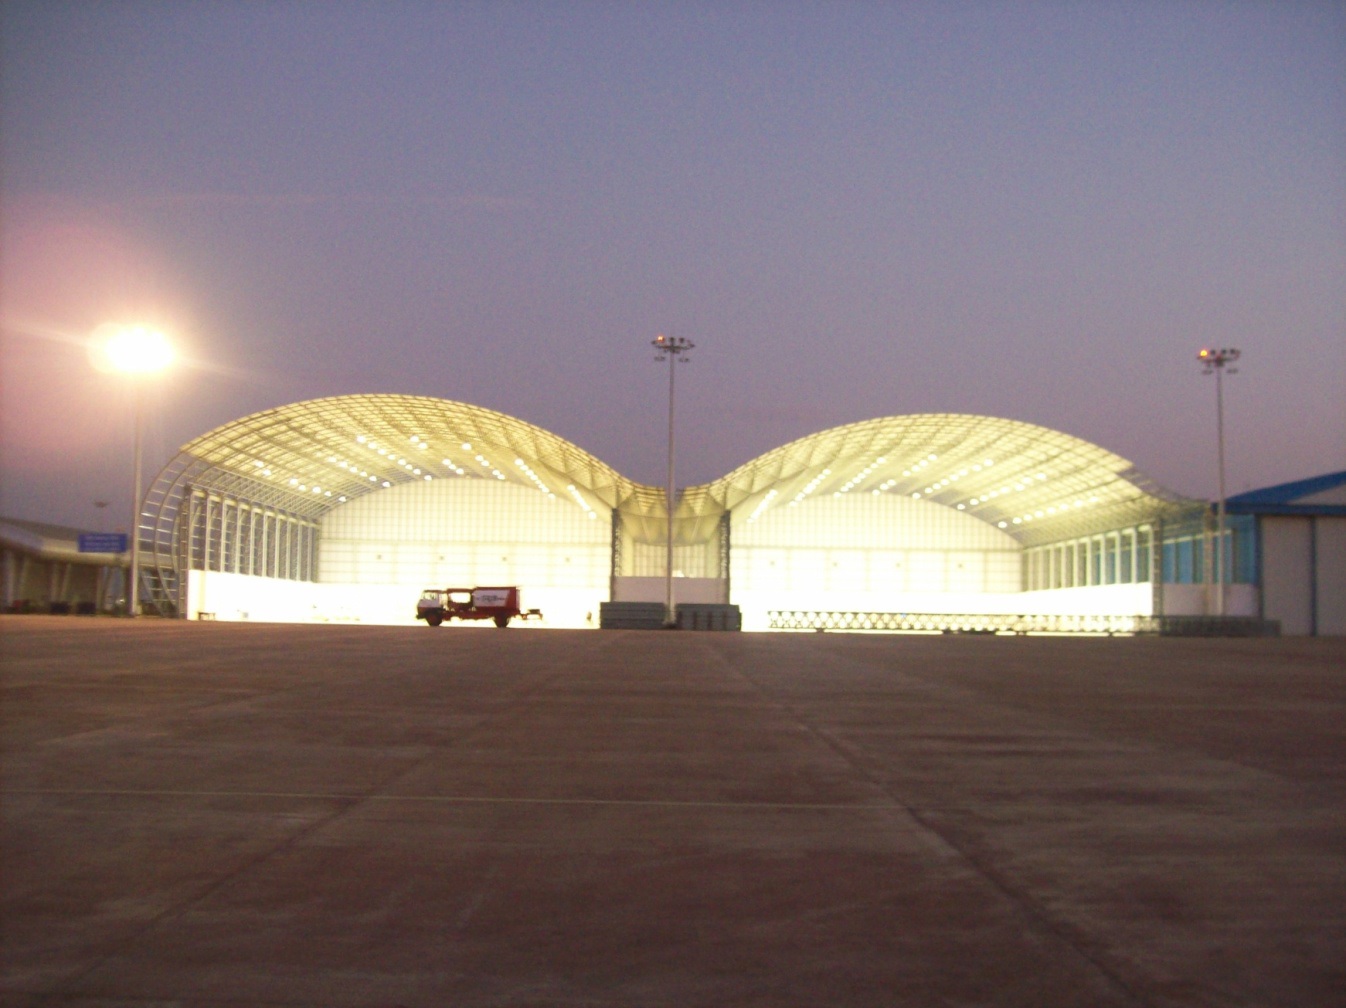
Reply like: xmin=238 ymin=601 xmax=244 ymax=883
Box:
xmin=652 ymin=333 xmax=694 ymax=627
xmin=1198 ymin=346 xmax=1239 ymax=617
xmin=92 ymin=324 xmax=176 ymax=617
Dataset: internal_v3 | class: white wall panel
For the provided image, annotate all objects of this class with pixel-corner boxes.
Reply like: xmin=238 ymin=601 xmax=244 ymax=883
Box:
xmin=1261 ymin=517 xmax=1314 ymax=636
xmin=1314 ymin=517 xmax=1346 ymax=635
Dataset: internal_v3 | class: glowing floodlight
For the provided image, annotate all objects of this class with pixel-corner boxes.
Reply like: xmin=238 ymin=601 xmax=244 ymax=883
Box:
xmin=93 ymin=324 xmax=176 ymax=374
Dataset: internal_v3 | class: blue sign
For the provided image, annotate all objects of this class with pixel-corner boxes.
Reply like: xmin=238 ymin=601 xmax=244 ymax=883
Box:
xmin=78 ymin=533 xmax=129 ymax=553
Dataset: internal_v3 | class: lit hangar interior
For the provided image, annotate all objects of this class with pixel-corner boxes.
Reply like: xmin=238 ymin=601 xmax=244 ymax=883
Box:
xmin=137 ymin=394 xmax=1250 ymax=628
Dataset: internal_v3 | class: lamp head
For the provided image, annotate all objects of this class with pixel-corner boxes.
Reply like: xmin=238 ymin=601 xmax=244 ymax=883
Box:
xmin=91 ymin=324 xmax=175 ymax=374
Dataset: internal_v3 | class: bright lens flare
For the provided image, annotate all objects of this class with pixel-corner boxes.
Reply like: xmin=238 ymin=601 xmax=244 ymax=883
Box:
xmin=90 ymin=324 xmax=176 ymax=374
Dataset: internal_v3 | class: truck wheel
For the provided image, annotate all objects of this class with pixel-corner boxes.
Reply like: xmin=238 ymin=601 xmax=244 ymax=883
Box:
xmin=494 ymin=614 xmax=511 ymax=628
xmin=426 ymin=615 xmax=443 ymax=626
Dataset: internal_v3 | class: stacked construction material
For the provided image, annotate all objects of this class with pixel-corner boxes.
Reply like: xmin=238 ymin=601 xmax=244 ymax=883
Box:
xmin=599 ymin=601 xmax=668 ymax=630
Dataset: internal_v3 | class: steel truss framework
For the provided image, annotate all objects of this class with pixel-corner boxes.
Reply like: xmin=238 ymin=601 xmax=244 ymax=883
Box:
xmin=139 ymin=396 xmax=1200 ymax=615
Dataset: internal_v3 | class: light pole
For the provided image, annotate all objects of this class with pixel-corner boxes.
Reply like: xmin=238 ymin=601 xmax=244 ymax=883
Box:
xmin=1198 ymin=347 xmax=1239 ymax=617
xmin=95 ymin=325 xmax=175 ymax=616
xmin=652 ymin=333 xmax=694 ymax=627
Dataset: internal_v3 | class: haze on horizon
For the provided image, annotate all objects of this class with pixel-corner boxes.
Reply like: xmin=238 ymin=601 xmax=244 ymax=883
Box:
xmin=2 ymin=0 xmax=1343 ymax=532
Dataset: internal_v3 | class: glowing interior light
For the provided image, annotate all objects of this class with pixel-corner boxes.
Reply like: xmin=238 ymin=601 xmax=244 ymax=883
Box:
xmin=357 ymin=435 xmax=367 ymax=444
xmin=462 ymin=443 xmax=472 ymax=450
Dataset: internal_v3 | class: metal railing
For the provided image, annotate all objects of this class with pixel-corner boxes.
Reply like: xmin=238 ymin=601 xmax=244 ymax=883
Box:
xmin=767 ymin=611 xmax=1279 ymax=636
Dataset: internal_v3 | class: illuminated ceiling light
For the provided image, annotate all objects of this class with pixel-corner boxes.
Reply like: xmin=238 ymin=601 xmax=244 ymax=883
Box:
xmin=409 ymin=436 xmax=420 ymax=444
xmin=970 ymin=497 xmax=980 ymax=505
xmin=998 ymin=521 xmax=1008 ymax=528
xmin=912 ymin=492 xmax=921 ymax=498
xmin=423 ymin=475 xmax=432 ymax=481
xmin=1013 ymin=517 xmax=1022 ymax=524
xmin=461 ymin=442 xmax=472 ymax=450
xmin=357 ymin=435 xmax=367 ymax=443
xmin=338 ymin=496 xmax=347 ymax=502
xmin=381 ymin=481 xmax=391 ymax=487
xmin=956 ymin=503 xmax=965 ymax=510
xmin=289 ymin=478 xmax=299 ymax=486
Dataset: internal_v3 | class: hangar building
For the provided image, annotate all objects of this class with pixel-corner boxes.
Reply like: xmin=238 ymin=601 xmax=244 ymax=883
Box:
xmin=6 ymin=394 xmax=1338 ymax=633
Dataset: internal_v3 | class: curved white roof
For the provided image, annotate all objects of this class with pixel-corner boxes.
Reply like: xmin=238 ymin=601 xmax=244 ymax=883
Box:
xmin=143 ymin=398 xmax=1196 ymax=562
xmin=686 ymin=413 xmax=1195 ymax=546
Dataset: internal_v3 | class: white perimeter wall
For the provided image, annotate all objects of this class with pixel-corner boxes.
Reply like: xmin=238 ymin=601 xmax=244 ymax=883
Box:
xmin=186 ymin=570 xmax=590 ymax=627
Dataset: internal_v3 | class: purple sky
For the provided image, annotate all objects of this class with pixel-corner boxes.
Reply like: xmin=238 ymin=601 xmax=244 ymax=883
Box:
xmin=3 ymin=0 xmax=1343 ymax=532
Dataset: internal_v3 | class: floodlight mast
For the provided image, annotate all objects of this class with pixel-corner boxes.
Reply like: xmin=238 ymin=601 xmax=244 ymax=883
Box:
xmin=653 ymin=334 xmax=694 ymax=627
xmin=99 ymin=325 xmax=175 ymax=617
xmin=1198 ymin=347 xmax=1239 ymax=617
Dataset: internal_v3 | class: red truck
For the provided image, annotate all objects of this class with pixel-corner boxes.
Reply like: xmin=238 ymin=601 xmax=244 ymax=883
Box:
xmin=415 ymin=586 xmax=542 ymax=628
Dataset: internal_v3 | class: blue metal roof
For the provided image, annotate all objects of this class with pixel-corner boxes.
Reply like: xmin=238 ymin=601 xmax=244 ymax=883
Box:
xmin=1226 ymin=471 xmax=1346 ymax=516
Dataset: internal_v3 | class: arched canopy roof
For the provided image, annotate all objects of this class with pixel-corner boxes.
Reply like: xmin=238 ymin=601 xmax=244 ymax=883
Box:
xmin=682 ymin=413 xmax=1197 ymax=546
xmin=150 ymin=394 xmax=650 ymax=523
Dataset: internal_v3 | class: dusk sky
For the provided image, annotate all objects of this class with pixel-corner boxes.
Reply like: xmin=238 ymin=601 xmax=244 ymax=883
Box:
xmin=2 ymin=0 xmax=1343 ymax=532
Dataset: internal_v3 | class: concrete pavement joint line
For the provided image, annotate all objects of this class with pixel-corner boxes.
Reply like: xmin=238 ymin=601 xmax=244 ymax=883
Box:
xmin=722 ymin=638 xmax=1152 ymax=1007
xmin=2 ymin=787 xmax=905 ymax=811
xmin=46 ymin=789 xmax=363 ymax=999
xmin=33 ymin=695 xmax=455 ymax=1000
